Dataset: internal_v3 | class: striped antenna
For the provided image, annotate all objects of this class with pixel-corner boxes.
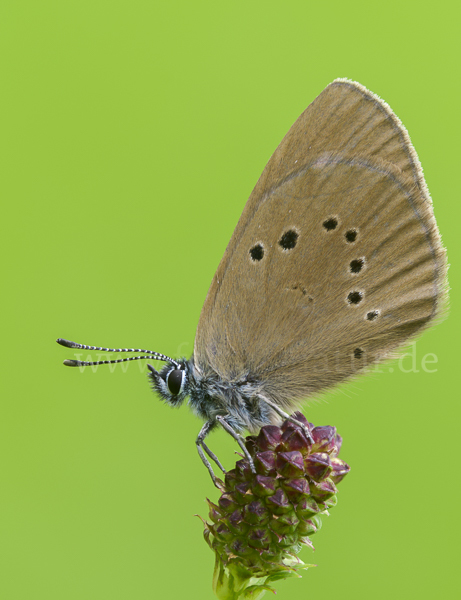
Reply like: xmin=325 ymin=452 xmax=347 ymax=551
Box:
xmin=56 ymin=338 xmax=180 ymax=368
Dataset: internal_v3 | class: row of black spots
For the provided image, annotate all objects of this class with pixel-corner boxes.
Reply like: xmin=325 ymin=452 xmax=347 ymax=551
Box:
xmin=249 ymin=228 xmax=300 ymax=262
xmin=250 ymin=220 xmax=357 ymax=261
xmin=322 ymin=216 xmax=358 ymax=244
xmin=347 ymin=291 xmax=380 ymax=319
xmin=352 ymin=311 xmax=381 ymax=360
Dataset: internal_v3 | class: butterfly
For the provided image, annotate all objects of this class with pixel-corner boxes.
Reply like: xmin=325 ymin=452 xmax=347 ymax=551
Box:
xmin=58 ymin=78 xmax=447 ymax=486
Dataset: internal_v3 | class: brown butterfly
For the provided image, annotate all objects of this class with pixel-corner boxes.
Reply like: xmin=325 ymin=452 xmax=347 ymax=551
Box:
xmin=58 ymin=79 xmax=448 ymax=486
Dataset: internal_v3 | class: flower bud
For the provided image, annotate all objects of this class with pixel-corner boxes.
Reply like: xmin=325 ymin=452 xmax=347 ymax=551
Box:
xmin=304 ymin=452 xmax=332 ymax=482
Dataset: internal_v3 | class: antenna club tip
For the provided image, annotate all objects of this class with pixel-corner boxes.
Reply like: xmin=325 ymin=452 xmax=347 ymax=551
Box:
xmin=63 ymin=359 xmax=82 ymax=367
xmin=57 ymin=338 xmax=78 ymax=348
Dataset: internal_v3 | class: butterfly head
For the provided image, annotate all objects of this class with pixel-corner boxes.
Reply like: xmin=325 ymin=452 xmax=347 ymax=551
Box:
xmin=147 ymin=360 xmax=190 ymax=406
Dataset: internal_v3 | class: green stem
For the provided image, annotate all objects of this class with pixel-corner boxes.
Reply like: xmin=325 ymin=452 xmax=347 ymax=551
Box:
xmin=212 ymin=556 xmax=273 ymax=600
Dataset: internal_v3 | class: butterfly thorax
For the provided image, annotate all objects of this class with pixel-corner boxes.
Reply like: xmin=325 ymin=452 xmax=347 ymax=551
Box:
xmin=148 ymin=357 xmax=275 ymax=433
xmin=189 ymin=359 xmax=278 ymax=433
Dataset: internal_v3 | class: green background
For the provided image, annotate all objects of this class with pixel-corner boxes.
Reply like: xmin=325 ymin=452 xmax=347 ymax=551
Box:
xmin=1 ymin=1 xmax=459 ymax=598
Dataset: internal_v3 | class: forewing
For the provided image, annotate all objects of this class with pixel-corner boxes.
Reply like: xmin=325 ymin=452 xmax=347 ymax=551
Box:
xmin=194 ymin=79 xmax=447 ymax=406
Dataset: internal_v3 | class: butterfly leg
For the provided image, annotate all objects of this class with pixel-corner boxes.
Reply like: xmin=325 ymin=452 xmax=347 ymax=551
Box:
xmin=196 ymin=420 xmax=226 ymax=489
xmin=259 ymin=395 xmax=313 ymax=443
xmin=201 ymin=440 xmax=227 ymax=474
xmin=216 ymin=415 xmax=256 ymax=474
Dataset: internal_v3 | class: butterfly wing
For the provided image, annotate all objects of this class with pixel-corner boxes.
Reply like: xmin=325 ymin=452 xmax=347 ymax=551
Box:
xmin=194 ymin=79 xmax=447 ymax=408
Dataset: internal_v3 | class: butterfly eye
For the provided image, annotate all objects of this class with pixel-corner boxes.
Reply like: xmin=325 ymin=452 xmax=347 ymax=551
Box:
xmin=167 ymin=369 xmax=184 ymax=395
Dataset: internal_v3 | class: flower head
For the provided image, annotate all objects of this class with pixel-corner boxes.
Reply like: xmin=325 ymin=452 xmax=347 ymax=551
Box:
xmin=201 ymin=412 xmax=350 ymax=598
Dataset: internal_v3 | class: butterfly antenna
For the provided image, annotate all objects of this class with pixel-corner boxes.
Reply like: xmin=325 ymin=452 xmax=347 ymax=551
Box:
xmin=56 ymin=338 xmax=180 ymax=368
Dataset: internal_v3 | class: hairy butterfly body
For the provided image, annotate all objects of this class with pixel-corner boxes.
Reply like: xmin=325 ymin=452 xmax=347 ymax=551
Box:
xmin=58 ymin=79 xmax=447 ymax=486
